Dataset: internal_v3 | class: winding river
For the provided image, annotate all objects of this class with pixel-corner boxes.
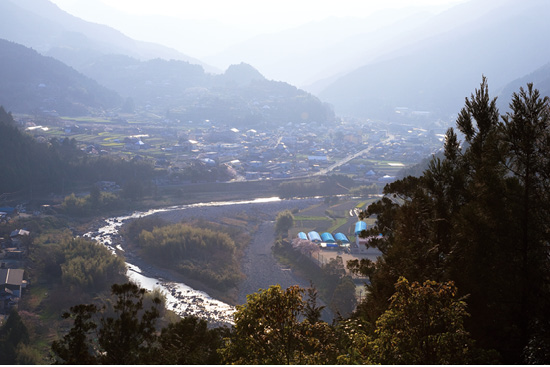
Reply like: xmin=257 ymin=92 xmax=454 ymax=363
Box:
xmin=83 ymin=197 xmax=286 ymax=325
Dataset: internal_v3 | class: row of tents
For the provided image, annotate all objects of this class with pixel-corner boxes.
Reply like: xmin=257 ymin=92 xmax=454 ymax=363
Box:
xmin=298 ymin=231 xmax=348 ymax=248
xmin=297 ymin=221 xmax=368 ymax=248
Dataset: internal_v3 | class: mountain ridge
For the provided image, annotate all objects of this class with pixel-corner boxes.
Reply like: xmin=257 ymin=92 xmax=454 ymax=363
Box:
xmin=0 ymin=0 xmax=214 ymax=72
xmin=0 ymin=38 xmax=121 ymax=115
xmin=318 ymin=0 xmax=550 ymax=121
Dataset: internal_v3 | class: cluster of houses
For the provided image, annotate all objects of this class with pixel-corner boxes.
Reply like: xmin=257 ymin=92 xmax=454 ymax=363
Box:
xmin=163 ymin=121 xmax=444 ymax=182
xmin=0 ymin=206 xmax=16 ymax=224
xmin=24 ymin=108 xmax=448 ymax=186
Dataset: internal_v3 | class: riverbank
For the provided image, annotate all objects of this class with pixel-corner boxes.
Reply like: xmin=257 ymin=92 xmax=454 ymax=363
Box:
xmin=119 ymin=197 xmax=323 ymax=307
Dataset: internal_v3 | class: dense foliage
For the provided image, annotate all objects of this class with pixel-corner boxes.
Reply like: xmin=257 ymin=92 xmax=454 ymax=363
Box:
xmin=31 ymin=230 xmax=126 ymax=293
xmin=51 ymin=280 xmax=486 ymax=364
xmin=367 ymin=277 xmax=495 ymax=364
xmin=275 ymin=210 xmax=294 ymax=236
xmin=61 ymin=189 xmax=120 ymax=216
xmin=50 ymin=282 xmax=226 ymax=364
xmin=351 ymin=79 xmax=550 ymax=363
xmin=137 ymin=222 xmax=244 ymax=290
xmin=0 ymin=39 xmax=121 ymax=115
xmin=50 ymin=282 xmax=227 ymax=365
xmin=0 ymin=309 xmax=30 ymax=364
xmin=219 ymin=284 xmax=342 ymax=364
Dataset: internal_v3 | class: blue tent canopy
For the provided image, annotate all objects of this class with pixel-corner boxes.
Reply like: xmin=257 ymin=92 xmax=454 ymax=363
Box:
xmin=321 ymin=232 xmax=335 ymax=243
xmin=308 ymin=231 xmax=321 ymax=243
xmin=355 ymin=221 xmax=367 ymax=235
xmin=334 ymin=232 xmax=350 ymax=243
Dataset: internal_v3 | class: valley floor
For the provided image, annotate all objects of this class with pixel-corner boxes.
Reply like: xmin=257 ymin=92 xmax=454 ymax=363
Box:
xmin=122 ymin=197 xmax=322 ymax=306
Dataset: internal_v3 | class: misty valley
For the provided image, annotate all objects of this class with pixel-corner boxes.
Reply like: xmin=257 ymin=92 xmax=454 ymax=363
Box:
xmin=1 ymin=0 xmax=550 ymax=364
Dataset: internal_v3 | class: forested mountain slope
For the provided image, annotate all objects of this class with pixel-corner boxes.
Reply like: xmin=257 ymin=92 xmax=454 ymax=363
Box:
xmin=0 ymin=39 xmax=121 ymax=115
xmin=0 ymin=106 xmax=154 ymax=195
xmin=78 ymin=58 xmax=336 ymax=128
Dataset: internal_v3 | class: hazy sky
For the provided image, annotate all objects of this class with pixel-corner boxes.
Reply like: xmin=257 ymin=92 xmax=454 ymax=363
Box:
xmin=51 ymin=0 xmax=465 ymax=30
xmin=51 ymin=0 xmax=464 ymax=29
xmin=48 ymin=0 xmax=466 ymax=62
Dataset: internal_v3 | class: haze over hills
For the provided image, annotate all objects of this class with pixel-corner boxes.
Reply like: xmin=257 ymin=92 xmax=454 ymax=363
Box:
xmin=0 ymin=0 xmax=214 ymax=72
xmin=42 ymin=0 xmax=254 ymax=63
xmin=77 ymin=55 xmax=335 ymax=127
xmin=0 ymin=0 xmax=338 ymax=126
xmin=496 ymin=62 xmax=550 ymax=113
xmin=204 ymin=8 xmax=444 ymax=87
xmin=2 ymin=0 xmax=550 ymax=127
xmin=317 ymin=0 xmax=550 ymax=121
xmin=0 ymin=38 xmax=121 ymax=115
xmin=0 ymin=37 xmax=334 ymax=128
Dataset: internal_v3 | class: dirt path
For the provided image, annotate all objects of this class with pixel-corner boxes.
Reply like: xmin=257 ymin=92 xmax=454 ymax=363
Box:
xmin=238 ymin=221 xmax=311 ymax=304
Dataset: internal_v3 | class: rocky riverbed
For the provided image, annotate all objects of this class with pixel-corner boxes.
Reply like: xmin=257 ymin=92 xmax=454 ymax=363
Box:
xmin=150 ymin=197 xmax=323 ymax=304
xmin=87 ymin=197 xmax=323 ymax=325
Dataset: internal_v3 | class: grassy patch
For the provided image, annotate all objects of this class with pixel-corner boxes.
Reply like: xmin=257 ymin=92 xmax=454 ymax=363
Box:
xmin=23 ymin=284 xmax=49 ymax=310
xmin=60 ymin=116 xmax=111 ymax=123
xmin=294 ymin=215 xmax=327 ymax=221
xmin=220 ymin=217 xmax=248 ymax=228
xmin=327 ymin=218 xmax=348 ymax=233
xmin=102 ymin=142 xmax=124 ymax=147
xmin=70 ymin=133 xmax=98 ymax=143
xmin=356 ymin=201 xmax=369 ymax=209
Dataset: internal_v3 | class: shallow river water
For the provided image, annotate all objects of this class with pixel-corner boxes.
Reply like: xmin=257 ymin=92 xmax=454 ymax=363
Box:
xmin=83 ymin=197 xmax=284 ymax=325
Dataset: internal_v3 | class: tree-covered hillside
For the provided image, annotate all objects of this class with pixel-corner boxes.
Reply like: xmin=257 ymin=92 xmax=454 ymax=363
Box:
xmin=0 ymin=39 xmax=121 ymax=115
xmin=350 ymin=78 xmax=550 ymax=364
xmin=0 ymin=106 xmax=154 ymax=195
xmin=78 ymin=57 xmax=336 ymax=128
xmin=498 ymin=61 xmax=550 ymax=113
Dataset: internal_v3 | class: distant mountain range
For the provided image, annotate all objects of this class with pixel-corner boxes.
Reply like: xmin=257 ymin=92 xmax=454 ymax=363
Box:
xmin=0 ymin=0 xmax=211 ymax=71
xmin=0 ymin=0 xmax=336 ymax=126
xmin=316 ymin=0 xmax=550 ymax=121
xmin=496 ymin=62 xmax=550 ymax=113
xmin=203 ymin=0 xmax=550 ymax=123
xmin=1 ymin=0 xmax=550 ymax=126
xmin=0 ymin=36 xmax=334 ymax=126
xmin=204 ymin=8 xmax=438 ymax=87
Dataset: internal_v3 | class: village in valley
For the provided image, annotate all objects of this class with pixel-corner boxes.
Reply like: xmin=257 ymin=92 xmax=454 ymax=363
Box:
xmin=20 ymin=110 xmax=448 ymax=185
xmin=1 ymin=108 xmax=449 ymax=317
